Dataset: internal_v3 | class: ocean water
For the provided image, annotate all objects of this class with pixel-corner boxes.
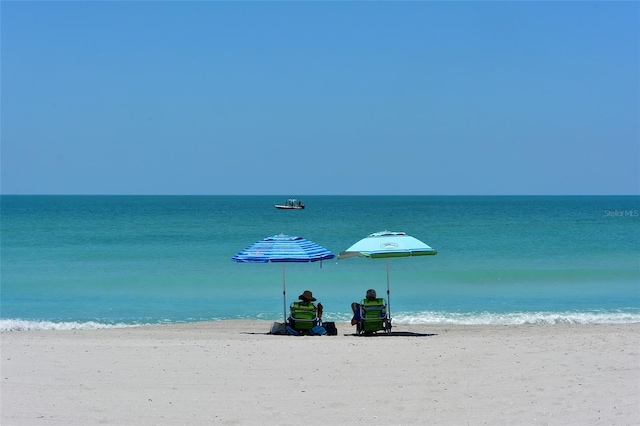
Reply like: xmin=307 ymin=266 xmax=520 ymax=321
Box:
xmin=1 ymin=195 xmax=638 ymax=331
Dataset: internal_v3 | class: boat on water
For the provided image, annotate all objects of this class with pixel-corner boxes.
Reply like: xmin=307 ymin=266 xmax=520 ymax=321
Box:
xmin=275 ymin=199 xmax=305 ymax=210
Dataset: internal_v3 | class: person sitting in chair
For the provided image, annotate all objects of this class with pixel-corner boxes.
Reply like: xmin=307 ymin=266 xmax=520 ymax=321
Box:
xmin=288 ymin=290 xmax=323 ymax=332
xmin=351 ymin=288 xmax=382 ymax=325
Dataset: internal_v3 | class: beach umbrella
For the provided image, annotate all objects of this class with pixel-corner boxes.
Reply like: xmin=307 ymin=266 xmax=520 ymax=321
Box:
xmin=338 ymin=231 xmax=437 ymax=320
xmin=232 ymin=234 xmax=335 ymax=322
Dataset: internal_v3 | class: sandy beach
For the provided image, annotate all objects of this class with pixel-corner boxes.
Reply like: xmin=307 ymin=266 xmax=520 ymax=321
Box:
xmin=2 ymin=321 xmax=638 ymax=425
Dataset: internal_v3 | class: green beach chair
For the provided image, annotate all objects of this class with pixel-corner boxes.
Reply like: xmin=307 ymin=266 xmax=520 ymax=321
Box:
xmin=288 ymin=301 xmax=319 ymax=334
xmin=356 ymin=297 xmax=391 ymax=335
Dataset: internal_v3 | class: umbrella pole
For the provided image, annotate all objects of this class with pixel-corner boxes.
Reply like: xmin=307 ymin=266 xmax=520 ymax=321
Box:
xmin=386 ymin=258 xmax=391 ymax=320
xmin=282 ymin=263 xmax=287 ymax=323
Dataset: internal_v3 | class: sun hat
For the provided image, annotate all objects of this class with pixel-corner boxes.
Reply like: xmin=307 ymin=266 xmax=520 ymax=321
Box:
xmin=299 ymin=290 xmax=317 ymax=302
xmin=366 ymin=289 xmax=377 ymax=300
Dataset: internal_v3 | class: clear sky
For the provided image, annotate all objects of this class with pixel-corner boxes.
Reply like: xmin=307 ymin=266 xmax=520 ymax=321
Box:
xmin=2 ymin=1 xmax=638 ymax=195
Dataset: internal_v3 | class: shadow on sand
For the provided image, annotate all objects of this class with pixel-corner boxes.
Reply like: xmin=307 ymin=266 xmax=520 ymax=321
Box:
xmin=345 ymin=331 xmax=437 ymax=337
xmin=243 ymin=331 xmax=437 ymax=337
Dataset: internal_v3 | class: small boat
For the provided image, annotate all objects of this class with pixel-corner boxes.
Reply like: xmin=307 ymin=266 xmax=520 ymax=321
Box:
xmin=275 ymin=198 xmax=305 ymax=210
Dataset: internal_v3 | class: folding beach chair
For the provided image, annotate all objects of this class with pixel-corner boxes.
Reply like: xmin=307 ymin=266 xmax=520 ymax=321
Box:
xmin=356 ymin=297 xmax=391 ymax=335
xmin=288 ymin=301 xmax=320 ymax=334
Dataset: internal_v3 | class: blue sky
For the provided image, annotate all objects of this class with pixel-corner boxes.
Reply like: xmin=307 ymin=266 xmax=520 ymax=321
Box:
xmin=2 ymin=1 xmax=638 ymax=195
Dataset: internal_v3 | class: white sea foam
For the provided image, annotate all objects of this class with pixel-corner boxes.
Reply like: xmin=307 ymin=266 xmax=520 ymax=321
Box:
xmin=0 ymin=319 xmax=142 ymax=332
xmin=2 ymin=310 xmax=639 ymax=331
xmin=392 ymin=310 xmax=640 ymax=325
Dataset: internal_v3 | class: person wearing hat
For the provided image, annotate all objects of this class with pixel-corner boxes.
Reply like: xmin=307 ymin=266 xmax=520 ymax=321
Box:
xmin=288 ymin=290 xmax=323 ymax=333
xmin=297 ymin=290 xmax=323 ymax=318
xmin=350 ymin=288 xmax=380 ymax=325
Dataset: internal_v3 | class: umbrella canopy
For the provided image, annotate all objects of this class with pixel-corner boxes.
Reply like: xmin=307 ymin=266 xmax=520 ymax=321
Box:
xmin=232 ymin=234 xmax=335 ymax=322
xmin=338 ymin=231 xmax=437 ymax=319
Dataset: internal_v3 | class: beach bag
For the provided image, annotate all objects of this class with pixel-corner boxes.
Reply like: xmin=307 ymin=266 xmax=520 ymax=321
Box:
xmin=310 ymin=325 xmax=326 ymax=336
xmin=270 ymin=322 xmax=287 ymax=335
xmin=323 ymin=322 xmax=337 ymax=336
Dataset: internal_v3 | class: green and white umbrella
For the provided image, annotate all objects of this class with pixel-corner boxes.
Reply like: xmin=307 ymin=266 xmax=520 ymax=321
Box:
xmin=338 ymin=231 xmax=437 ymax=319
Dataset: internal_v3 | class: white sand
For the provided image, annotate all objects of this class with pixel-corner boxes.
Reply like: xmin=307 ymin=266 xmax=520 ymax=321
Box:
xmin=2 ymin=321 xmax=639 ymax=425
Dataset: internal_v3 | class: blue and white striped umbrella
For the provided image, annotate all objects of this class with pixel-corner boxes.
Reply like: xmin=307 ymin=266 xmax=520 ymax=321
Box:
xmin=232 ymin=234 xmax=335 ymax=322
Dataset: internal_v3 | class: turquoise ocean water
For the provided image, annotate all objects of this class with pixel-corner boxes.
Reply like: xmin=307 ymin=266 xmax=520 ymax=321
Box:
xmin=1 ymin=195 xmax=639 ymax=330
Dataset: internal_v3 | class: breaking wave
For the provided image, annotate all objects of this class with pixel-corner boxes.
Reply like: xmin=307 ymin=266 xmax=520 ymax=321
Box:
xmin=391 ymin=310 xmax=640 ymax=325
xmin=0 ymin=319 xmax=143 ymax=332
xmin=2 ymin=309 xmax=638 ymax=331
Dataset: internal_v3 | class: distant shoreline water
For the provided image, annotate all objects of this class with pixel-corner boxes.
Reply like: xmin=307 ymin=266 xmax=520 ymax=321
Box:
xmin=2 ymin=195 xmax=639 ymax=330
